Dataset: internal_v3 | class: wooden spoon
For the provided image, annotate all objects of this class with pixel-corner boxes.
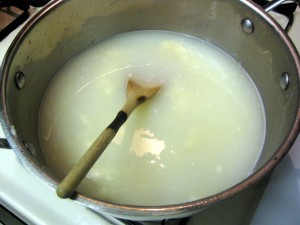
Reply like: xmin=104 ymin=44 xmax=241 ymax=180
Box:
xmin=56 ymin=79 xmax=161 ymax=199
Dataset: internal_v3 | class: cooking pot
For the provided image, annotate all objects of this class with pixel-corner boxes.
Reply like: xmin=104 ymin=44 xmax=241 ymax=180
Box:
xmin=0 ymin=0 xmax=300 ymax=222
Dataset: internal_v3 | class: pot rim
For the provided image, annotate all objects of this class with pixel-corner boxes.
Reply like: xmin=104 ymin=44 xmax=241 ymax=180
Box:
xmin=1 ymin=0 xmax=300 ymax=220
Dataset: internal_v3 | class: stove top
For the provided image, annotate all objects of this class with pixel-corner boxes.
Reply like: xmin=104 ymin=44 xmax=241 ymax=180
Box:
xmin=0 ymin=1 xmax=299 ymax=225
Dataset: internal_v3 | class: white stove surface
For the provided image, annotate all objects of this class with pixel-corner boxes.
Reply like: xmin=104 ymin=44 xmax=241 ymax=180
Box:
xmin=0 ymin=3 xmax=300 ymax=225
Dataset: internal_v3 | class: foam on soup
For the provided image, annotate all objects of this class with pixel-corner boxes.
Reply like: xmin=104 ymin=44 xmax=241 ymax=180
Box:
xmin=39 ymin=31 xmax=265 ymax=206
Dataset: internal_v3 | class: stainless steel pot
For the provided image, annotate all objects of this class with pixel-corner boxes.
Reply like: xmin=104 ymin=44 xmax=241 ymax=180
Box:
xmin=0 ymin=0 xmax=300 ymax=221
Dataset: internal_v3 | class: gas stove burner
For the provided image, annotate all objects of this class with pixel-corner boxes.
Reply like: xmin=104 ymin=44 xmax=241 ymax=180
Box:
xmin=253 ymin=0 xmax=299 ymax=32
xmin=0 ymin=0 xmax=50 ymax=41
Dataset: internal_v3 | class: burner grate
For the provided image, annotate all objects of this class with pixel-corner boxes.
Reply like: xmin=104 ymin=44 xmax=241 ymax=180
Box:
xmin=0 ymin=0 xmax=50 ymax=41
xmin=253 ymin=0 xmax=299 ymax=32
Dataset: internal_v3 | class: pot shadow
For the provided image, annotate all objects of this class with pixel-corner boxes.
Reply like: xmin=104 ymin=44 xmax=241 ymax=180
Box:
xmin=250 ymin=138 xmax=300 ymax=225
xmin=185 ymin=136 xmax=300 ymax=225
xmin=185 ymin=175 xmax=270 ymax=225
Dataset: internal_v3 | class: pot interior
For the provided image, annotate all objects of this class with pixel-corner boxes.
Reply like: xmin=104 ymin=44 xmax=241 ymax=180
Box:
xmin=1 ymin=0 xmax=299 ymax=219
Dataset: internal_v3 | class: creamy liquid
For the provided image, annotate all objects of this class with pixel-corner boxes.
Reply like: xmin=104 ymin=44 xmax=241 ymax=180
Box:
xmin=39 ymin=31 xmax=265 ymax=206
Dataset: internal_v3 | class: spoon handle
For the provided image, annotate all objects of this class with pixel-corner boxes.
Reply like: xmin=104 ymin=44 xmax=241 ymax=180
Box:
xmin=56 ymin=79 xmax=161 ymax=199
xmin=56 ymin=111 xmax=128 ymax=199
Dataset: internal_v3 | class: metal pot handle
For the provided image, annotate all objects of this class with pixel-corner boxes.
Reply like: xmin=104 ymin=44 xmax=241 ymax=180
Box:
xmin=264 ymin=0 xmax=299 ymax=12
xmin=256 ymin=0 xmax=299 ymax=32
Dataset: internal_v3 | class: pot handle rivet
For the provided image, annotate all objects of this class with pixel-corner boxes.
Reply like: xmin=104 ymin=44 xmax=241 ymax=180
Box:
xmin=280 ymin=72 xmax=289 ymax=90
xmin=241 ymin=18 xmax=254 ymax=34
xmin=15 ymin=71 xmax=26 ymax=89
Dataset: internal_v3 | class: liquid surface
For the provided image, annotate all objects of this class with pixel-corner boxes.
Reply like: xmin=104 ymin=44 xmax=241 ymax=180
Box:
xmin=39 ymin=31 xmax=265 ymax=206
